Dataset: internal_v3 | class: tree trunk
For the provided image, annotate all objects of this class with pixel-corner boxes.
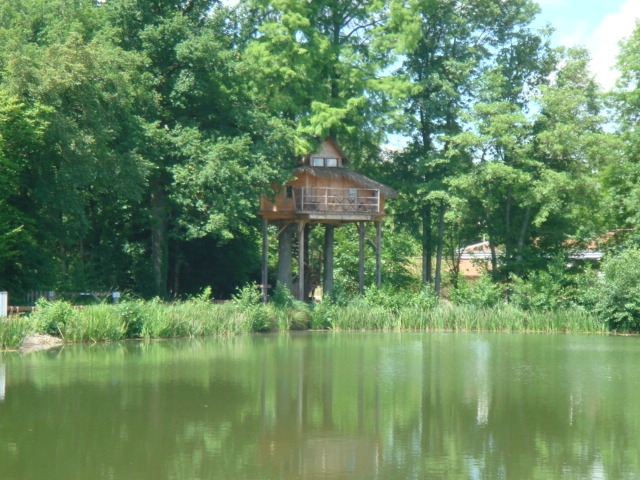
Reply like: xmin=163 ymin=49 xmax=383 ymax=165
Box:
xmin=434 ymin=200 xmax=446 ymax=296
xmin=261 ymin=218 xmax=269 ymax=303
xmin=489 ymin=239 xmax=498 ymax=279
xmin=504 ymin=184 xmax=513 ymax=275
xmin=422 ymin=205 xmax=433 ymax=284
xmin=151 ymin=182 xmax=168 ymax=299
xmin=516 ymin=206 xmax=531 ymax=276
xmin=277 ymin=223 xmax=293 ymax=294
xmin=323 ymin=225 xmax=335 ymax=297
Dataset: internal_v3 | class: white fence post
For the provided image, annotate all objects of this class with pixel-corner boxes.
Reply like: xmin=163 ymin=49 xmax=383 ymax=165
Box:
xmin=0 ymin=292 xmax=7 ymax=318
xmin=0 ymin=364 xmax=5 ymax=402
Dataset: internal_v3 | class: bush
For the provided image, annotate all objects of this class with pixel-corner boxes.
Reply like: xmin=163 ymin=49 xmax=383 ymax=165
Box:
xmin=510 ymin=273 xmax=565 ymax=311
xmin=115 ymin=301 xmax=145 ymax=338
xmin=232 ymin=283 xmax=277 ymax=332
xmin=575 ymin=248 xmax=640 ymax=332
xmin=449 ymin=274 xmax=503 ymax=308
xmin=363 ymin=285 xmax=438 ymax=312
xmin=30 ymin=298 xmax=79 ymax=337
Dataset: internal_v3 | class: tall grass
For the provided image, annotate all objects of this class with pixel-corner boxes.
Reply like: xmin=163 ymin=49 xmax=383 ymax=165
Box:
xmin=0 ymin=315 xmax=33 ymax=350
xmin=0 ymin=284 xmax=609 ymax=350
xmin=312 ymin=298 xmax=605 ymax=334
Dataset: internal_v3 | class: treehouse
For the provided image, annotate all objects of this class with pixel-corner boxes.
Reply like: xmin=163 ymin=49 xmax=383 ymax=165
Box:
xmin=258 ymin=138 xmax=397 ymax=301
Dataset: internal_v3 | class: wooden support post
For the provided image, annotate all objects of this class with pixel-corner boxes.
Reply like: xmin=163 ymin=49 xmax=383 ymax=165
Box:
xmin=277 ymin=223 xmax=293 ymax=293
xmin=298 ymin=221 xmax=306 ymax=301
xmin=375 ymin=221 xmax=382 ymax=287
xmin=323 ymin=225 xmax=335 ymax=298
xmin=261 ymin=218 xmax=269 ymax=303
xmin=359 ymin=221 xmax=365 ymax=294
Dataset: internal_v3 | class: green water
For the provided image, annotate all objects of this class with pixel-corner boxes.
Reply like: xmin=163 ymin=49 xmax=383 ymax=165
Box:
xmin=1 ymin=332 xmax=639 ymax=479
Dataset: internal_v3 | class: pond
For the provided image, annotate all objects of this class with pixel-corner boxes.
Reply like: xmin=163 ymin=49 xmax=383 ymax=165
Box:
xmin=1 ymin=332 xmax=639 ymax=479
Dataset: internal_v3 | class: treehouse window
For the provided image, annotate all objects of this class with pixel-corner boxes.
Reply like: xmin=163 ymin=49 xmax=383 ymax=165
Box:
xmin=311 ymin=157 xmax=339 ymax=167
xmin=286 ymin=186 xmax=293 ymax=198
xmin=326 ymin=157 xmax=338 ymax=167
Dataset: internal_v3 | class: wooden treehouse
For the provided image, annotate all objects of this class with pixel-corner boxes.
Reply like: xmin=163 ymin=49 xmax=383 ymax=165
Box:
xmin=258 ymin=138 xmax=397 ymax=301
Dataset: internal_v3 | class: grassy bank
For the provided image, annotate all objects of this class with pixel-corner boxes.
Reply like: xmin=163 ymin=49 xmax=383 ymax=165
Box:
xmin=0 ymin=287 xmax=608 ymax=350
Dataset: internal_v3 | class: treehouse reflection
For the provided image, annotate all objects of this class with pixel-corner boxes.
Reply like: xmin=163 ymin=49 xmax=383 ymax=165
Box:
xmin=258 ymin=138 xmax=397 ymax=301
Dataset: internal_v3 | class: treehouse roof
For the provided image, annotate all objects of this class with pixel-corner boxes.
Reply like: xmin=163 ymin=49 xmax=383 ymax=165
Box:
xmin=292 ymin=166 xmax=398 ymax=198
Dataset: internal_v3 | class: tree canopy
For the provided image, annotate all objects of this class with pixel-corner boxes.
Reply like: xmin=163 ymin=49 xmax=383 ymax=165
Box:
xmin=0 ymin=0 xmax=635 ymax=302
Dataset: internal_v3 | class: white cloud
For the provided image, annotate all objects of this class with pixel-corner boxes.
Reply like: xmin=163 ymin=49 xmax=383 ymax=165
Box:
xmin=587 ymin=0 xmax=640 ymax=89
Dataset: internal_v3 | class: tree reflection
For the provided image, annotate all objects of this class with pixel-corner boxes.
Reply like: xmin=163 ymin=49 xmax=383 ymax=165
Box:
xmin=1 ymin=334 xmax=640 ymax=479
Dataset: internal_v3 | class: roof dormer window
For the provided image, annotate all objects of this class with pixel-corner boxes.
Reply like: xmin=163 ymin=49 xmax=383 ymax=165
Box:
xmin=311 ymin=157 xmax=339 ymax=167
xmin=326 ymin=157 xmax=338 ymax=167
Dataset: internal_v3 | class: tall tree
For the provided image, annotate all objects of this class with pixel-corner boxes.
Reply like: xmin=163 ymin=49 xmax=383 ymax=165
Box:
xmin=0 ymin=0 xmax=152 ymax=294
xmin=241 ymin=0 xmax=392 ymax=156
xmin=104 ymin=0 xmax=297 ymax=297
xmin=452 ymin=46 xmax=610 ymax=279
xmin=604 ymin=23 xmax=640 ymax=246
xmin=386 ymin=0 xmax=543 ymax=291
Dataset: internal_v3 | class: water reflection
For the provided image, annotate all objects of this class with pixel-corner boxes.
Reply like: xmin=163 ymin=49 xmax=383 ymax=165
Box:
xmin=0 ymin=333 xmax=639 ymax=479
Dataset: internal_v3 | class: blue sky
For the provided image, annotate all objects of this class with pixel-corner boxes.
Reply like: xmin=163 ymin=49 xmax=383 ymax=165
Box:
xmin=533 ymin=0 xmax=640 ymax=89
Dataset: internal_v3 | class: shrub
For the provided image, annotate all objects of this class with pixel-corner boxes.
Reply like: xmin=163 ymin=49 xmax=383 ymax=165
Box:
xmin=575 ymin=248 xmax=640 ymax=332
xmin=509 ymin=272 xmax=565 ymax=311
xmin=449 ymin=274 xmax=503 ymax=308
xmin=30 ymin=298 xmax=79 ymax=337
xmin=115 ymin=301 xmax=146 ymax=338
xmin=363 ymin=285 xmax=438 ymax=312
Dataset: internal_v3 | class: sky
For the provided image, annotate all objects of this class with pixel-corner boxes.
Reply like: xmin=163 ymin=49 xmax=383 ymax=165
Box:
xmin=533 ymin=0 xmax=640 ymax=89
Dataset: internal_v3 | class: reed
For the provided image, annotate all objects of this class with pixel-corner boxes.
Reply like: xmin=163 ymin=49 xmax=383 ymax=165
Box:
xmin=1 ymin=291 xmax=608 ymax=351
xmin=315 ymin=301 xmax=604 ymax=334
xmin=0 ymin=315 xmax=33 ymax=350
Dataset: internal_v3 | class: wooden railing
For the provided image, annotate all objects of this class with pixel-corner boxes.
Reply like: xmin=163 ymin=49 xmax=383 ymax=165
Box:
xmin=293 ymin=187 xmax=380 ymax=214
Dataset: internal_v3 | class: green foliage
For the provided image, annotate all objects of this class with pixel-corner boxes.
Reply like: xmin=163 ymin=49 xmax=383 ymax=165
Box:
xmin=509 ymin=256 xmax=575 ymax=311
xmin=363 ymin=285 xmax=438 ymax=313
xmin=114 ymin=300 xmax=146 ymax=338
xmin=231 ymin=283 xmax=262 ymax=309
xmin=270 ymin=284 xmax=310 ymax=330
xmin=449 ymin=275 xmax=503 ymax=308
xmin=0 ymin=316 xmax=33 ymax=350
xmin=575 ymin=248 xmax=640 ymax=332
xmin=30 ymin=298 xmax=79 ymax=337
xmin=0 ymin=0 xmax=628 ymax=311
xmin=232 ymin=283 xmax=276 ymax=332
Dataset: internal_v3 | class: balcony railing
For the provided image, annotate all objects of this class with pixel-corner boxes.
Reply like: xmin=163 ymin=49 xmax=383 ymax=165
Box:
xmin=293 ymin=187 xmax=380 ymax=214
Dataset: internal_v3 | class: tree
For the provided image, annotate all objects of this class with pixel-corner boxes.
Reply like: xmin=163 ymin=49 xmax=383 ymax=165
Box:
xmin=0 ymin=1 xmax=152 ymax=294
xmin=452 ymin=47 xmax=610 ymax=280
xmin=604 ymin=23 xmax=640 ymax=247
xmin=103 ymin=0 xmax=298 ymax=297
xmin=241 ymin=0 xmax=392 ymax=156
xmin=386 ymin=0 xmax=543 ymax=292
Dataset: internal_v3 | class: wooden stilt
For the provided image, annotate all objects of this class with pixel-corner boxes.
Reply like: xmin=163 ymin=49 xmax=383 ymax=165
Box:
xmin=375 ymin=221 xmax=382 ymax=287
xmin=359 ymin=221 xmax=365 ymax=294
xmin=298 ymin=221 xmax=306 ymax=301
